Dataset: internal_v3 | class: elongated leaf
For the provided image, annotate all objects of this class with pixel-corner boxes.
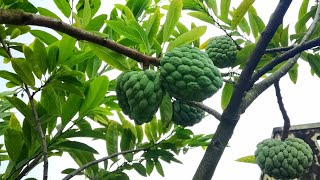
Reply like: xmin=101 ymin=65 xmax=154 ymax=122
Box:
xmin=9 ymin=2 xmax=38 ymax=13
xmin=82 ymin=0 xmax=91 ymax=27
xmin=235 ymin=43 xmax=255 ymax=66
xmin=135 ymin=125 xmax=143 ymax=144
xmin=163 ymin=0 xmax=183 ymax=42
xmin=235 ymin=155 xmax=256 ymax=164
xmin=115 ymin=4 xmax=135 ymax=20
xmin=61 ymin=94 xmax=83 ymax=127
xmin=238 ymin=17 xmax=251 ymax=35
xmin=54 ymin=0 xmax=71 ymax=17
xmin=167 ymin=26 xmax=206 ymax=51
xmin=289 ymin=63 xmax=299 ymax=84
xmin=220 ymin=0 xmax=231 ymax=22
xmin=0 ymin=70 xmax=23 ymax=85
xmin=146 ymin=159 xmax=154 ymax=175
xmin=61 ymin=168 xmax=83 ymax=175
xmin=23 ymin=45 xmax=42 ymax=79
xmin=144 ymin=123 xmax=154 ymax=143
xmin=30 ymin=30 xmax=58 ymax=45
xmin=47 ymin=80 xmax=85 ymax=98
xmin=127 ymin=20 xmax=150 ymax=52
xmin=146 ymin=7 xmax=161 ymax=42
xmin=120 ymin=129 xmax=134 ymax=161
xmin=160 ymin=93 xmax=173 ymax=127
xmin=155 ymin=159 xmax=164 ymax=177
xmin=85 ymin=14 xmax=108 ymax=31
xmin=106 ymin=20 xmax=142 ymax=42
xmin=117 ymin=111 xmax=137 ymax=138
xmin=204 ymin=0 xmax=218 ymax=15
xmin=4 ymin=128 xmax=24 ymax=163
xmin=187 ymin=11 xmax=213 ymax=24
xmin=133 ymin=163 xmax=147 ymax=177
xmin=40 ymin=87 xmax=62 ymax=115
xmin=11 ymin=58 xmax=35 ymax=86
xmin=88 ymin=43 xmax=129 ymax=71
xmin=54 ymin=141 xmax=99 ymax=154
xmin=231 ymin=0 xmax=255 ymax=29
xmin=308 ymin=54 xmax=320 ymax=78
xmin=126 ymin=0 xmax=150 ymax=19
xmin=299 ymin=0 xmax=309 ymax=20
xmin=5 ymin=96 xmax=33 ymax=122
xmin=38 ymin=7 xmax=61 ymax=20
xmin=33 ymin=38 xmax=48 ymax=74
xmin=106 ymin=122 xmax=119 ymax=161
xmin=79 ymin=76 xmax=109 ymax=116
xmin=59 ymin=34 xmax=77 ymax=64
xmin=47 ymin=45 xmax=59 ymax=72
xmin=221 ymin=82 xmax=234 ymax=110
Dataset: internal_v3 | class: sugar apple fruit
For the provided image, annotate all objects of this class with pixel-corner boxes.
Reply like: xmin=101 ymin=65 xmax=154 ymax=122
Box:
xmin=116 ymin=70 xmax=164 ymax=125
xmin=172 ymin=100 xmax=205 ymax=127
xmin=205 ymin=35 xmax=238 ymax=68
xmin=160 ymin=45 xmax=223 ymax=102
xmin=254 ymin=138 xmax=313 ymax=179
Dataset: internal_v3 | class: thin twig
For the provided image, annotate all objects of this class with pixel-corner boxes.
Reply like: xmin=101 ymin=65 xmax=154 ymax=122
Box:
xmin=24 ymin=84 xmax=48 ymax=180
xmin=62 ymin=148 xmax=146 ymax=180
xmin=0 ymin=9 xmax=159 ymax=66
xmin=274 ymin=80 xmax=290 ymax=141
xmin=264 ymin=45 xmax=294 ymax=53
xmin=179 ymin=100 xmax=221 ymax=121
xmin=0 ymin=38 xmax=12 ymax=58
xmin=16 ymin=155 xmax=42 ymax=180
xmin=97 ymin=64 xmax=108 ymax=76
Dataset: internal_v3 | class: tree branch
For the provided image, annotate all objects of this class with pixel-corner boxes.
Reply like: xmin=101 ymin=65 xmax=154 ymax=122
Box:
xmin=274 ymin=80 xmax=291 ymax=141
xmin=240 ymin=1 xmax=320 ymax=114
xmin=264 ymin=45 xmax=294 ymax=53
xmin=16 ymin=155 xmax=42 ymax=180
xmin=24 ymin=84 xmax=48 ymax=180
xmin=187 ymin=101 xmax=221 ymax=121
xmin=62 ymin=148 xmax=146 ymax=180
xmin=251 ymin=36 xmax=320 ymax=84
xmin=193 ymin=1 xmax=293 ymax=179
xmin=0 ymin=9 xmax=159 ymax=66
xmin=0 ymin=38 xmax=12 ymax=58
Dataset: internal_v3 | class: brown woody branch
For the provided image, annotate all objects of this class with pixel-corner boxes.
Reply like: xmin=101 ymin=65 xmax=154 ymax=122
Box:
xmin=0 ymin=9 xmax=159 ymax=66
xmin=274 ymin=80 xmax=291 ymax=141
xmin=24 ymin=84 xmax=49 ymax=180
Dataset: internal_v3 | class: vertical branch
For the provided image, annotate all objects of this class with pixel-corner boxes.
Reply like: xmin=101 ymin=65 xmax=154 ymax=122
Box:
xmin=24 ymin=85 xmax=48 ymax=180
xmin=0 ymin=38 xmax=12 ymax=58
xmin=274 ymin=80 xmax=291 ymax=141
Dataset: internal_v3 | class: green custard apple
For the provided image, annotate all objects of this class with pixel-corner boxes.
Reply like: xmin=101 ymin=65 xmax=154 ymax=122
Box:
xmin=254 ymin=138 xmax=313 ymax=179
xmin=172 ymin=100 xmax=205 ymax=127
xmin=160 ymin=45 xmax=223 ymax=102
xmin=205 ymin=35 xmax=238 ymax=68
xmin=116 ymin=70 xmax=164 ymax=125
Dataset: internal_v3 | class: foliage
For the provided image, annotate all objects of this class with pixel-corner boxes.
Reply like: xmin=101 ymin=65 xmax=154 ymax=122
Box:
xmin=0 ymin=0 xmax=319 ymax=179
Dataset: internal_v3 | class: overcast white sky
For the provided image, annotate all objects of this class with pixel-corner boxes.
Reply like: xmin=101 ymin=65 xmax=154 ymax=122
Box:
xmin=2 ymin=1 xmax=319 ymax=179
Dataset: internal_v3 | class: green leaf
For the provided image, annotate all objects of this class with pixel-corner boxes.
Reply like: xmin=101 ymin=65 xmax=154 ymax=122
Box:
xmin=5 ymin=96 xmax=33 ymax=123
xmin=106 ymin=122 xmax=119 ymax=161
xmin=59 ymin=34 xmax=77 ymax=64
xmin=10 ymin=28 xmax=21 ymax=39
xmin=88 ymin=43 xmax=129 ymax=71
xmin=3 ymin=0 xmax=16 ymax=5
xmin=133 ymin=163 xmax=147 ymax=177
xmin=144 ymin=123 xmax=154 ymax=143
xmin=235 ymin=155 xmax=256 ymax=164
xmin=38 ymin=7 xmax=61 ymax=20
xmin=61 ymin=168 xmax=83 ymax=175
xmin=54 ymin=141 xmax=99 ymax=154
xmin=238 ymin=17 xmax=251 ymax=35
xmin=33 ymin=38 xmax=48 ymax=74
xmin=114 ymin=4 xmax=135 ymax=20
xmin=204 ymin=0 xmax=218 ymax=15
xmin=79 ymin=76 xmax=109 ymax=116
xmin=120 ymin=129 xmax=134 ymax=161
xmin=231 ymin=0 xmax=255 ymax=29
xmin=220 ymin=0 xmax=231 ymax=22
xmin=40 ymin=87 xmax=62 ymax=115
xmin=187 ymin=11 xmax=214 ymax=24
xmin=8 ymin=114 xmax=21 ymax=130
xmin=4 ymin=128 xmax=23 ymax=163
xmin=160 ymin=93 xmax=172 ymax=128
xmin=85 ymin=14 xmax=108 ymax=31
xmin=154 ymin=159 xmax=164 ymax=177
xmin=298 ymin=0 xmax=309 ymax=20
xmin=54 ymin=0 xmax=71 ymax=17
xmin=296 ymin=6 xmax=316 ymax=33
xmin=163 ymin=0 xmax=183 ymax=42
xmin=146 ymin=7 xmax=161 ymax=42
xmin=61 ymin=94 xmax=83 ymax=127
xmin=47 ymin=45 xmax=59 ymax=72
xmin=126 ymin=0 xmax=150 ymax=19
xmin=0 ymin=70 xmax=23 ymax=85
xmin=11 ymin=58 xmax=35 ymax=87
xmin=167 ymin=26 xmax=206 ymax=51
xmin=280 ymin=25 xmax=289 ymax=47
xmin=221 ymin=82 xmax=234 ymax=110
xmin=9 ymin=2 xmax=38 ymax=13
xmin=82 ymin=0 xmax=91 ymax=27
xmin=235 ymin=43 xmax=255 ymax=66
xmin=182 ymin=0 xmax=206 ymax=12
xmin=23 ymin=45 xmax=42 ymax=79
xmin=146 ymin=159 xmax=154 ymax=175
xmin=30 ymin=30 xmax=58 ymax=45
xmin=135 ymin=125 xmax=143 ymax=144
xmin=47 ymin=80 xmax=85 ymax=99
xmin=289 ymin=63 xmax=298 ymax=84
xmin=308 ymin=54 xmax=320 ymax=78
xmin=117 ymin=111 xmax=137 ymax=139
xmin=127 ymin=20 xmax=150 ymax=52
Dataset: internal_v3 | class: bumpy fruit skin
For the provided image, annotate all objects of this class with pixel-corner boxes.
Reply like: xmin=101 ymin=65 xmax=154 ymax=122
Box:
xmin=160 ymin=45 xmax=223 ymax=102
xmin=205 ymin=35 xmax=238 ymax=68
xmin=254 ymin=138 xmax=313 ymax=179
xmin=172 ymin=100 xmax=205 ymax=127
xmin=116 ymin=70 xmax=164 ymax=125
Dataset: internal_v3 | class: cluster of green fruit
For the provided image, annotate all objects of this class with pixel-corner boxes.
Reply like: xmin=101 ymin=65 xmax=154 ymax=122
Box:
xmin=255 ymin=137 xmax=313 ymax=179
xmin=116 ymin=35 xmax=237 ymax=126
